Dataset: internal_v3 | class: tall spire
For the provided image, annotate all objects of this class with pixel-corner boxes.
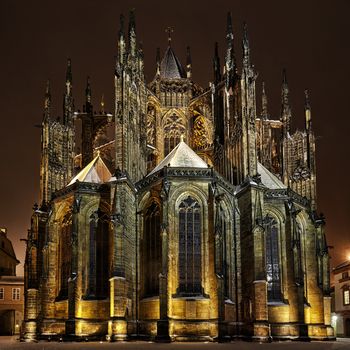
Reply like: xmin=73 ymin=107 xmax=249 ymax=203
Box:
xmin=186 ymin=46 xmax=192 ymax=79
xmin=128 ymin=9 xmax=136 ymax=56
xmin=225 ymin=12 xmax=236 ymax=88
xmin=304 ymin=89 xmax=312 ymax=131
xmin=226 ymin=11 xmax=233 ymax=40
xmin=85 ymin=76 xmax=92 ymax=113
xmin=100 ymin=94 xmax=105 ymax=114
xmin=261 ymin=81 xmax=268 ymax=119
xmin=63 ymin=58 xmax=74 ymax=125
xmin=242 ymin=22 xmax=250 ymax=68
xmin=281 ymin=69 xmax=291 ymax=136
xmin=155 ymin=47 xmax=161 ymax=76
xmin=43 ymin=79 xmax=51 ymax=121
xmin=213 ymin=42 xmax=221 ymax=84
xmin=117 ymin=14 xmax=126 ymax=65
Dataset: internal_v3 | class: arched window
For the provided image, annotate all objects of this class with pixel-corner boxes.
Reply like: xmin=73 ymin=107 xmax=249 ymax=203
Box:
xmin=178 ymin=196 xmax=202 ymax=296
xmin=143 ymin=201 xmax=161 ymax=297
xmin=88 ymin=211 xmax=109 ymax=298
xmin=265 ymin=215 xmax=282 ymax=301
xmin=163 ymin=113 xmax=186 ymax=156
xmin=58 ymin=213 xmax=72 ymax=299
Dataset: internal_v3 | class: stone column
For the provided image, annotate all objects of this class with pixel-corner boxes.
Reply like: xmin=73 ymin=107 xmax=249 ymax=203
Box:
xmin=156 ymin=179 xmax=170 ymax=342
xmin=109 ymin=181 xmax=128 ymax=341
xmin=65 ymin=195 xmax=80 ymax=338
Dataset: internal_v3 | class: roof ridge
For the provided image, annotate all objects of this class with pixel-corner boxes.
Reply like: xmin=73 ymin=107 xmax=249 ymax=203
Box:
xmin=148 ymin=140 xmax=208 ymax=176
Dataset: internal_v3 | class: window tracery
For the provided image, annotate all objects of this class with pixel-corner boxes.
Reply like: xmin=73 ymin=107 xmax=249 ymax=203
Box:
xmin=163 ymin=113 xmax=186 ymax=156
xmin=265 ymin=215 xmax=282 ymax=301
xmin=142 ymin=201 xmax=161 ymax=297
xmin=178 ymin=196 xmax=202 ymax=296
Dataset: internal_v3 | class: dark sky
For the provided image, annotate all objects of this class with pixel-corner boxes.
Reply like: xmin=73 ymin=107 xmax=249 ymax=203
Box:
xmin=0 ymin=0 xmax=349 ymax=276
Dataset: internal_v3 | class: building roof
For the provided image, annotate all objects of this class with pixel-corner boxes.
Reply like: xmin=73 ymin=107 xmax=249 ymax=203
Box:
xmin=333 ymin=260 xmax=350 ymax=274
xmin=0 ymin=229 xmax=19 ymax=265
xmin=0 ymin=275 xmax=24 ymax=285
xmin=68 ymin=153 xmax=112 ymax=185
xmin=148 ymin=140 xmax=208 ymax=176
xmin=257 ymin=162 xmax=287 ymax=189
xmin=160 ymin=46 xmax=186 ymax=79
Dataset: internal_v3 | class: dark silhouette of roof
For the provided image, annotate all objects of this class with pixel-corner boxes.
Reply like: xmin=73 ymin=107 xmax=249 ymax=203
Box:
xmin=160 ymin=46 xmax=186 ymax=79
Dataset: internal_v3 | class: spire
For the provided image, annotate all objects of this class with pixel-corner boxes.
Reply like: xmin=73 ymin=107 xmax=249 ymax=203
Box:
xmin=156 ymin=47 xmax=161 ymax=76
xmin=63 ymin=58 xmax=74 ymax=125
xmin=261 ymin=81 xmax=268 ymax=119
xmin=225 ymin=12 xmax=236 ymax=88
xmin=128 ymin=9 xmax=136 ymax=56
xmin=119 ymin=13 xmax=125 ymax=38
xmin=213 ymin=42 xmax=221 ymax=84
xmin=281 ymin=69 xmax=291 ymax=136
xmin=43 ymin=79 xmax=51 ymax=121
xmin=304 ymin=89 xmax=312 ymax=131
xmin=65 ymin=58 xmax=72 ymax=83
xmin=186 ymin=46 xmax=192 ymax=79
xmin=226 ymin=12 xmax=233 ymax=40
xmin=117 ymin=14 xmax=126 ymax=65
xmin=100 ymin=94 xmax=105 ymax=114
xmin=242 ymin=22 xmax=250 ymax=68
xmin=166 ymin=26 xmax=173 ymax=46
xmin=85 ymin=76 xmax=92 ymax=113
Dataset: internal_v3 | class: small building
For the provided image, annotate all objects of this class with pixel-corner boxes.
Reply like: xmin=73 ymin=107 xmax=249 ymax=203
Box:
xmin=0 ymin=276 xmax=24 ymax=335
xmin=0 ymin=227 xmax=23 ymax=335
xmin=0 ymin=228 xmax=19 ymax=276
xmin=332 ymin=260 xmax=350 ymax=337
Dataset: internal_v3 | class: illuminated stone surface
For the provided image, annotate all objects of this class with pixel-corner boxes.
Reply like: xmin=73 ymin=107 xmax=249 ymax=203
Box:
xmin=22 ymin=12 xmax=333 ymax=342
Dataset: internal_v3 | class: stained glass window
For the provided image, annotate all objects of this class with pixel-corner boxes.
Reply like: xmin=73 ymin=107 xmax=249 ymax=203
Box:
xmin=265 ymin=216 xmax=282 ymax=301
xmin=143 ymin=202 xmax=161 ymax=297
xmin=178 ymin=196 xmax=202 ymax=295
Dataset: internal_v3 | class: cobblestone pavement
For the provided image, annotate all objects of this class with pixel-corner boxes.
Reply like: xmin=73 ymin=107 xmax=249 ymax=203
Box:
xmin=1 ymin=337 xmax=350 ymax=350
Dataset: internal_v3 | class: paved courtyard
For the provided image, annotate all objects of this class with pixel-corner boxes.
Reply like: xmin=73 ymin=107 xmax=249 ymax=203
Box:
xmin=1 ymin=337 xmax=350 ymax=350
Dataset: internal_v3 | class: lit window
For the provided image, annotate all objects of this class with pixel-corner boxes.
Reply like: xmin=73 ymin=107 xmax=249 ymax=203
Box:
xmin=0 ymin=288 xmax=4 ymax=300
xmin=12 ymin=288 xmax=20 ymax=300
xmin=178 ymin=196 xmax=202 ymax=296
xmin=344 ymin=290 xmax=350 ymax=305
xmin=265 ymin=215 xmax=282 ymax=301
xmin=142 ymin=201 xmax=161 ymax=297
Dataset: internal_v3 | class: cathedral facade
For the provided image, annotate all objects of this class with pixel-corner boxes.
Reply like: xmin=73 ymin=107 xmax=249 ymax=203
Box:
xmin=23 ymin=12 xmax=334 ymax=342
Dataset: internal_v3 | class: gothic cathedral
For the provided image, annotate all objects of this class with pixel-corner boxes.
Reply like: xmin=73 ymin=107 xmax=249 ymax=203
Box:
xmin=23 ymin=12 xmax=334 ymax=342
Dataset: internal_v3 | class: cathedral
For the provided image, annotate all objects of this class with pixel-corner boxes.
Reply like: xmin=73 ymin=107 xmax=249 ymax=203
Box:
xmin=23 ymin=11 xmax=334 ymax=342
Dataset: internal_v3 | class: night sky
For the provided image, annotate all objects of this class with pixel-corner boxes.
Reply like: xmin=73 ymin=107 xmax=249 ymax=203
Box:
xmin=0 ymin=0 xmax=349 ymax=276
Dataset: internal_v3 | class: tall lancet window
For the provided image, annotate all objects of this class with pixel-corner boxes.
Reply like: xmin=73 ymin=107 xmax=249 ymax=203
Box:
xmin=178 ymin=196 xmax=202 ymax=295
xmin=143 ymin=201 xmax=161 ymax=297
xmin=58 ymin=213 xmax=72 ymax=299
xmin=88 ymin=211 xmax=109 ymax=299
xmin=265 ymin=215 xmax=282 ymax=301
xmin=163 ymin=113 xmax=186 ymax=156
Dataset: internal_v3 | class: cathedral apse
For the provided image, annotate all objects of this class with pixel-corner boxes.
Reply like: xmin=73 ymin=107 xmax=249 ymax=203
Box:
xmin=22 ymin=11 xmax=333 ymax=342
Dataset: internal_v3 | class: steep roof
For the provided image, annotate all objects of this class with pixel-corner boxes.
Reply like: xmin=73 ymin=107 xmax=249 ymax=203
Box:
xmin=148 ymin=140 xmax=208 ymax=176
xmin=160 ymin=46 xmax=186 ymax=79
xmin=68 ymin=153 xmax=112 ymax=185
xmin=257 ymin=162 xmax=286 ymax=189
xmin=0 ymin=230 xmax=19 ymax=265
